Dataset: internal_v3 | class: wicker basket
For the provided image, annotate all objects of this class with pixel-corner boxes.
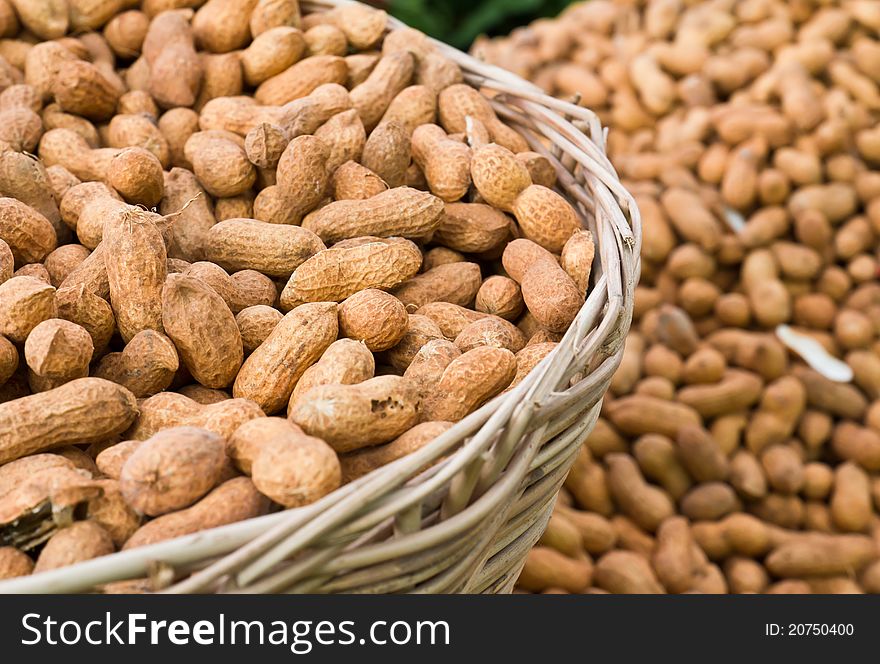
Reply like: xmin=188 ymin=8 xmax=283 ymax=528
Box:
xmin=0 ymin=0 xmax=640 ymax=594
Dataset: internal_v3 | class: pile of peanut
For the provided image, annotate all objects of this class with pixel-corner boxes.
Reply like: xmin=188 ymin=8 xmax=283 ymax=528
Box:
xmin=476 ymin=0 xmax=880 ymax=594
xmin=0 ymin=0 xmax=596 ymax=586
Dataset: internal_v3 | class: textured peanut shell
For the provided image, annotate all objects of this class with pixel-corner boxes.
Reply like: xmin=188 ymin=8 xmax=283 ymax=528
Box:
xmin=34 ymin=521 xmax=115 ymax=572
xmin=206 ymin=218 xmax=325 ymax=278
xmin=102 ymin=207 xmax=167 ymax=343
xmin=255 ymin=55 xmax=347 ymax=105
xmin=44 ymin=245 xmax=90 ymax=288
xmin=162 ymin=273 xmax=243 ymax=389
xmin=96 ymin=440 xmax=143 ymax=480
xmin=288 ymin=338 xmax=374 ymax=411
xmin=520 ymin=259 xmax=584 ymax=333
xmin=0 ymin=335 xmax=17 ymax=386
xmin=411 ymin=124 xmax=471 ymax=202
xmin=159 ymin=168 xmax=216 ymax=261
xmin=252 ymin=430 xmax=341 ymax=507
xmin=85 ymin=479 xmax=142 ymax=547
xmin=313 ymin=109 xmax=366 ymax=172
xmin=290 ymin=375 xmax=419 ymax=453
xmin=561 ymin=229 xmax=595 ymax=295
xmin=234 ymin=301 xmax=338 ymax=414
xmin=245 ymin=122 xmax=290 ymax=170
xmin=350 ymin=51 xmax=415 ymax=130
xmin=392 ymin=261 xmax=482 ymax=309
xmin=420 ymin=346 xmax=516 ymax=422
xmin=280 ymin=238 xmax=422 ymax=310
xmin=415 ymin=301 xmax=486 ymax=339
xmin=454 ymin=316 xmax=527 ymax=353
xmin=0 ymin=546 xmax=33 ymax=579
xmin=51 ymin=60 xmax=120 ymax=121
xmin=383 ymin=314 xmax=444 ymax=372
xmin=0 ymin=378 xmax=138 ymax=465
xmin=434 ymin=202 xmax=511 ymax=253
xmin=403 ymin=338 xmax=461 ymax=404
xmin=476 ymin=275 xmax=523 ymax=321
xmin=95 ymin=330 xmax=179 ymax=397
xmin=108 ymin=148 xmax=165 ymax=207
xmin=0 ymin=152 xmax=67 ymax=243
xmin=236 ymin=305 xmax=283 ymax=354
xmin=0 ymin=197 xmax=58 ymax=265
xmin=190 ymin=137 xmax=256 ymax=198
xmin=338 ymin=288 xmax=408 ymax=352
xmin=331 ymin=160 xmax=388 ymax=201
xmin=361 ymin=120 xmax=411 ymax=188
xmin=120 ymin=426 xmax=227 ymax=516
xmin=380 ymin=85 xmax=437 ymax=136
xmin=0 ymin=276 xmax=56 ymax=343
xmin=510 ymin=342 xmax=557 ymax=389
xmin=513 ymin=184 xmax=582 ymax=253
xmin=127 ymin=392 xmax=265 ymax=441
xmin=143 ymin=12 xmax=203 ymax=109
xmin=0 ymin=238 xmax=11 ymax=284
xmin=123 ymin=477 xmax=270 ymax=549
xmin=340 ymin=420 xmax=453 ymax=483
xmin=304 ymin=24 xmax=346 ymax=56
xmin=301 ymin=187 xmax=444 ymax=244
xmin=24 ymin=318 xmax=93 ymax=382
xmin=438 ymin=84 xmax=529 ymax=153
xmin=327 ymin=3 xmax=386 ymax=49
xmin=11 ymin=0 xmax=68 ymax=40
xmin=227 ymin=417 xmax=302 ymax=475
xmin=54 ymin=284 xmax=115 ymax=354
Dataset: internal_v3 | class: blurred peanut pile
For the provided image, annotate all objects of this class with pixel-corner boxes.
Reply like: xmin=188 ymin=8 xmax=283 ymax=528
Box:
xmin=476 ymin=0 xmax=880 ymax=593
xmin=0 ymin=0 xmax=597 ymax=585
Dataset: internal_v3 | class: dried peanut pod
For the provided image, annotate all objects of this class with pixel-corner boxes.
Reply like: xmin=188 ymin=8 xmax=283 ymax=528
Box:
xmin=255 ymin=55 xmax=347 ymax=106
xmin=24 ymin=318 xmax=93 ymax=390
xmin=0 ymin=546 xmax=33 ymax=580
xmin=470 ymin=144 xmax=532 ymax=211
xmin=250 ymin=0 xmax=301 ymax=36
xmin=350 ymin=51 xmax=415 ymax=131
xmin=393 ymin=262 xmax=482 ymax=310
xmin=288 ymin=338 xmax=374 ymax=411
xmin=606 ymin=395 xmax=702 ymax=439
xmin=314 ymin=109 xmax=366 ymax=172
xmin=120 ymin=426 xmax=226 ymax=516
xmin=331 ymin=161 xmax=388 ymax=201
xmin=107 ymin=148 xmax=164 ymax=208
xmin=380 ymin=85 xmax=437 ymax=136
xmin=234 ymin=301 xmax=337 ymax=414
xmin=411 ymin=124 xmax=471 ymax=202
xmin=361 ymin=120 xmax=411 ymax=188
xmin=242 ymin=26 xmax=306 ymax=86
xmin=34 ymin=521 xmax=114 ymax=572
xmin=438 ymin=84 xmax=528 ymax=153
xmin=0 ymin=377 xmax=138 ymax=465
xmin=95 ymin=330 xmax=179 ymax=398
xmin=0 ymin=275 xmax=56 ymax=343
xmin=161 ymin=273 xmax=242 ymax=389
xmin=475 ymin=276 xmax=523 ymax=321
xmin=520 ymin=258 xmax=584 ymax=333
xmin=434 ymin=203 xmax=511 ymax=254
xmin=416 ymin=301 xmax=486 ymax=339
xmin=143 ymin=11 xmax=203 ymax=110
xmin=291 ymin=375 xmax=418 ymax=453
xmin=518 ymin=546 xmax=592 ymax=594
xmin=96 ymin=441 xmax=143 ymax=480
xmin=252 ymin=426 xmax=340 ymax=508
xmin=0 ymin=197 xmax=58 ymax=265
xmin=280 ymin=237 xmax=422 ymax=310
xmin=420 ymin=346 xmax=516 ymax=422
xmin=236 ymin=305 xmax=283 ymax=355
xmin=454 ymin=316 xmax=526 ymax=354
xmin=338 ymin=288 xmax=408 ymax=352
xmin=340 ymin=420 xmax=452 ymax=483
xmin=561 ymin=230 xmax=595 ymax=295
xmin=206 ymin=218 xmax=324 ymax=278
xmin=123 ymin=477 xmax=270 ymax=549
xmin=302 ymin=187 xmax=444 ymax=244
xmin=382 ymin=314 xmax=444 ymax=372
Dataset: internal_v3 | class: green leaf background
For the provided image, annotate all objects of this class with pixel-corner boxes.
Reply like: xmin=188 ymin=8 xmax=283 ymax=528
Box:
xmin=383 ymin=0 xmax=574 ymax=50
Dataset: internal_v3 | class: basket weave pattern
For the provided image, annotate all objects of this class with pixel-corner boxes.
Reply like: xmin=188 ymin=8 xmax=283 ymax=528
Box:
xmin=0 ymin=0 xmax=640 ymax=594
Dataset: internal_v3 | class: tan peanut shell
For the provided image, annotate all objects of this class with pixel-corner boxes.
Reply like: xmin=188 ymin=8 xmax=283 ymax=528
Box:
xmin=0 ymin=197 xmax=58 ymax=265
xmin=251 ymin=426 xmax=341 ymax=507
xmin=123 ymin=477 xmax=271 ymax=549
xmin=162 ymin=273 xmax=243 ymax=389
xmin=454 ymin=316 xmax=527 ymax=353
xmin=54 ymin=284 xmax=115 ymax=355
xmin=103 ymin=206 xmax=167 ymax=343
xmin=415 ymin=302 xmax=486 ymax=339
xmin=128 ymin=392 xmax=264 ymax=441
xmin=290 ymin=375 xmax=419 ymax=453
xmin=120 ymin=426 xmax=227 ymax=516
xmin=24 ymin=318 xmax=93 ymax=388
xmin=280 ymin=237 xmax=422 ymax=310
xmin=411 ymin=124 xmax=471 ymax=202
xmin=34 ymin=521 xmax=115 ymax=572
xmin=234 ymin=301 xmax=338 ymax=414
xmin=85 ymin=479 xmax=143 ymax=547
xmin=288 ymin=338 xmax=374 ymax=411
xmin=361 ymin=120 xmax=411 ymax=188
xmin=206 ymin=218 xmax=325 ymax=278
xmin=95 ymin=330 xmax=179 ymax=397
xmin=393 ymin=262 xmax=483 ymax=309
xmin=476 ymin=275 xmax=523 ymax=320
xmin=338 ymin=288 xmax=409 ymax=352
xmin=0 ymin=378 xmax=138 ymax=464
xmin=340 ymin=420 xmax=453 ymax=483
xmin=236 ymin=305 xmax=283 ymax=355
xmin=0 ymin=546 xmax=34 ymax=580
xmin=255 ymin=54 xmax=347 ymax=105
xmin=403 ymin=339 xmax=461 ymax=404
xmin=520 ymin=258 xmax=585 ymax=333
xmin=0 ymin=276 xmax=57 ymax=343
xmin=383 ymin=314 xmax=444 ymax=372
xmin=331 ymin=160 xmax=388 ymax=200
xmin=96 ymin=440 xmax=143 ymax=480
xmin=512 ymin=185 xmax=582 ymax=253
xmin=301 ymin=187 xmax=444 ymax=244
xmin=227 ymin=417 xmax=302 ymax=475
xmin=434 ymin=202 xmax=511 ymax=254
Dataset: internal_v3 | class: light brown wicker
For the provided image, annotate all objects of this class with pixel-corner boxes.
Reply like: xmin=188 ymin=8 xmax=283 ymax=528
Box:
xmin=0 ymin=0 xmax=640 ymax=595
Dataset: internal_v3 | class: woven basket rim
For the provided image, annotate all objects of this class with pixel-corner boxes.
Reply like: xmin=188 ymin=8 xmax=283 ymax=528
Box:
xmin=0 ymin=0 xmax=640 ymax=594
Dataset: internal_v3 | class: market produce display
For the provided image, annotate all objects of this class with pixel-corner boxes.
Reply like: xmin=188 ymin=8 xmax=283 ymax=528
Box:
xmin=0 ymin=0 xmax=614 ymax=588
xmin=475 ymin=0 xmax=880 ymax=593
